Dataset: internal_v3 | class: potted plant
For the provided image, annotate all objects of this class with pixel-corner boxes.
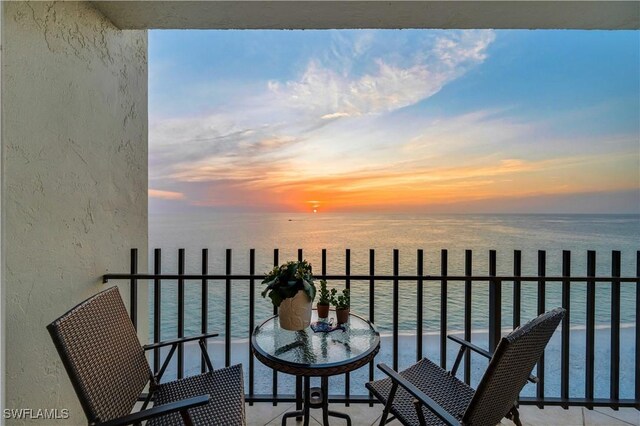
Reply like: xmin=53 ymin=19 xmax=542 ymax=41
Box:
xmin=261 ymin=260 xmax=316 ymax=330
xmin=316 ymin=279 xmax=331 ymax=319
xmin=331 ymin=288 xmax=350 ymax=324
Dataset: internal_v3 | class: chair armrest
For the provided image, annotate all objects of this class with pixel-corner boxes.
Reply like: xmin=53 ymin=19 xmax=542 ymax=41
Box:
xmin=377 ymin=363 xmax=460 ymax=426
xmin=447 ymin=335 xmax=538 ymax=383
xmin=144 ymin=332 xmax=220 ymax=350
xmin=447 ymin=335 xmax=493 ymax=359
xmin=95 ymin=395 xmax=209 ymax=426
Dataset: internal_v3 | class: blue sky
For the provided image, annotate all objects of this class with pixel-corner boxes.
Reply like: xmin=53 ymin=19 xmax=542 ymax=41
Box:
xmin=148 ymin=30 xmax=639 ymax=213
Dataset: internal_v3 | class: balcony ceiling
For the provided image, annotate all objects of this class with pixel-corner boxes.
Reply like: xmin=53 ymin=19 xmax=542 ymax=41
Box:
xmin=91 ymin=1 xmax=639 ymax=30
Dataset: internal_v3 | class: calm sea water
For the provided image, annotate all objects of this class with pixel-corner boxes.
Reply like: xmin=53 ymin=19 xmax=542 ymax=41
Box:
xmin=148 ymin=213 xmax=639 ymax=398
xmin=148 ymin=212 xmax=639 ymax=339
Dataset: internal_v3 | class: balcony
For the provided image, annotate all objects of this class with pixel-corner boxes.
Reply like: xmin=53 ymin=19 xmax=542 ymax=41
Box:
xmin=104 ymin=248 xmax=640 ymax=424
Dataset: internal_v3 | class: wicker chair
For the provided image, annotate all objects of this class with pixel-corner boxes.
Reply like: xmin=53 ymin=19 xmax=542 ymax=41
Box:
xmin=367 ymin=307 xmax=565 ymax=426
xmin=47 ymin=286 xmax=246 ymax=426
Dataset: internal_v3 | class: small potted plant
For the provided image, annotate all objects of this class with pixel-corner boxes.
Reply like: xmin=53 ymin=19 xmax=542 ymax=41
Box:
xmin=316 ymin=279 xmax=331 ymax=319
xmin=261 ymin=260 xmax=316 ymax=330
xmin=331 ymin=288 xmax=350 ymax=324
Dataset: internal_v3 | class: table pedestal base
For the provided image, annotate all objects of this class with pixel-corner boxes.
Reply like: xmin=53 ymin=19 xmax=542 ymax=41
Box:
xmin=281 ymin=376 xmax=352 ymax=426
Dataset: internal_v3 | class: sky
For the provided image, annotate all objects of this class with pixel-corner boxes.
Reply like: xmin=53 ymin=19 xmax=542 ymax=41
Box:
xmin=148 ymin=30 xmax=640 ymax=214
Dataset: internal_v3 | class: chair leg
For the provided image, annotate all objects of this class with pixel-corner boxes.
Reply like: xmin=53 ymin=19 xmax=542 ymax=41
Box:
xmin=413 ymin=399 xmax=427 ymax=426
xmin=379 ymin=383 xmax=398 ymax=426
xmin=507 ymin=405 xmax=522 ymax=426
xmin=179 ymin=410 xmax=194 ymax=426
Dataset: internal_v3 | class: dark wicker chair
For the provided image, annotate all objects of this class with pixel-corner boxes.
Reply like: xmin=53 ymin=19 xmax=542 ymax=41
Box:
xmin=47 ymin=286 xmax=246 ymax=426
xmin=366 ymin=307 xmax=565 ymax=426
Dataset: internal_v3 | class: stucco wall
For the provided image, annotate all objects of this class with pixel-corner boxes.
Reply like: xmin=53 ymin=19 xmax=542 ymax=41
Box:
xmin=2 ymin=2 xmax=148 ymax=424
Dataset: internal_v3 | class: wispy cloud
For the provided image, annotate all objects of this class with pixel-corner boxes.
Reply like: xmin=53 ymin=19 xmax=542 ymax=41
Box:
xmin=267 ymin=30 xmax=495 ymax=118
xmin=150 ymin=30 xmax=496 ymax=187
xmin=149 ymin=30 xmax=638 ymax=213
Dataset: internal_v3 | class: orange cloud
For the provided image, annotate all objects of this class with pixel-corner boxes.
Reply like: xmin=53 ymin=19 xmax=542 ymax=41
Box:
xmin=149 ymin=189 xmax=185 ymax=200
xmin=196 ymin=151 xmax=638 ymax=212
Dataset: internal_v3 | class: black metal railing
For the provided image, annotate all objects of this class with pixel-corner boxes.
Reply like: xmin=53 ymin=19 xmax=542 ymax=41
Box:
xmin=103 ymin=248 xmax=640 ymax=410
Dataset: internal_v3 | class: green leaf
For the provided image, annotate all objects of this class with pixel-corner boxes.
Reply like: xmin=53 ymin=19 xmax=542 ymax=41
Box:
xmin=303 ymin=279 xmax=316 ymax=302
xmin=282 ymin=286 xmax=298 ymax=300
xmin=262 ymin=277 xmax=277 ymax=287
xmin=269 ymin=291 xmax=283 ymax=307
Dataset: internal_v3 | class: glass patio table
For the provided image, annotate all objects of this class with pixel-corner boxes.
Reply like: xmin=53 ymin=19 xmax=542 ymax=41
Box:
xmin=251 ymin=310 xmax=380 ymax=426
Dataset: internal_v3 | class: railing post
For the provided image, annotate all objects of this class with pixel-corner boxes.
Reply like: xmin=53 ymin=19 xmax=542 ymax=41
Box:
xmin=248 ymin=249 xmax=255 ymax=404
xmin=130 ymin=248 xmax=138 ymax=329
xmin=536 ymin=250 xmax=546 ymax=407
xmin=464 ymin=250 xmax=472 ymax=384
xmin=296 ymin=249 xmax=303 ymax=418
xmin=636 ymin=250 xmax=640 ymax=410
xmin=610 ymin=250 xmax=621 ymax=406
xmin=417 ymin=249 xmax=424 ymax=362
xmin=201 ymin=249 xmax=208 ymax=374
xmin=368 ymin=249 xmax=375 ymax=407
xmin=272 ymin=249 xmax=279 ymax=406
xmin=561 ymin=250 xmax=571 ymax=407
xmin=440 ymin=249 xmax=448 ymax=369
xmin=513 ymin=250 xmax=522 ymax=329
xmin=153 ymin=248 xmax=161 ymax=373
xmin=345 ymin=248 xmax=351 ymax=406
xmin=322 ymin=249 xmax=327 ymax=277
xmin=488 ymin=250 xmax=500 ymax=352
xmin=393 ymin=249 xmax=399 ymax=371
xmin=177 ymin=248 xmax=185 ymax=379
xmin=225 ymin=249 xmax=232 ymax=368
xmin=585 ymin=250 xmax=596 ymax=408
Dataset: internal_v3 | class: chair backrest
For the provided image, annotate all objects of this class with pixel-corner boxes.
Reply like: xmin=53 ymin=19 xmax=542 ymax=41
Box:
xmin=462 ymin=307 xmax=565 ymax=426
xmin=47 ymin=286 xmax=152 ymax=424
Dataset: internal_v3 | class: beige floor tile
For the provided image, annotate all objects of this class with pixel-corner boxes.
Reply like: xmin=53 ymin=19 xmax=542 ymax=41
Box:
xmin=265 ymin=406 xmax=322 ymax=426
xmin=515 ymin=405 xmax=584 ymax=426
xmin=246 ymin=403 xmax=295 ymax=426
xmin=245 ymin=403 xmax=637 ymax=426
xmin=586 ymin=408 xmax=640 ymax=426
xmin=593 ymin=409 xmax=640 ymax=426
xmin=308 ymin=403 xmax=385 ymax=426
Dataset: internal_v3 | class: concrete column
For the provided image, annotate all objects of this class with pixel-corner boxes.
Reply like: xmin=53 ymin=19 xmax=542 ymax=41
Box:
xmin=1 ymin=2 xmax=148 ymax=424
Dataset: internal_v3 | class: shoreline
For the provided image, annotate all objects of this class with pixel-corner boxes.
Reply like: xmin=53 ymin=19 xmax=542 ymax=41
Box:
xmin=156 ymin=325 xmax=637 ymax=400
xmin=190 ymin=322 xmax=637 ymax=345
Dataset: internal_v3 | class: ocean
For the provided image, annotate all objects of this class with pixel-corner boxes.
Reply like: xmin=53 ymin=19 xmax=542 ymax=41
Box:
xmin=148 ymin=212 xmax=639 ymax=398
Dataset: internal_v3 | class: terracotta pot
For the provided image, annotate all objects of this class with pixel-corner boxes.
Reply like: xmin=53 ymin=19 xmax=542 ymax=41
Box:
xmin=317 ymin=303 xmax=330 ymax=319
xmin=336 ymin=308 xmax=350 ymax=324
xmin=278 ymin=290 xmax=312 ymax=330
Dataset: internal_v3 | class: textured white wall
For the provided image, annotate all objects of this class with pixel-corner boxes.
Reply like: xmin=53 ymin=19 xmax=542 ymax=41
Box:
xmin=2 ymin=2 xmax=148 ymax=424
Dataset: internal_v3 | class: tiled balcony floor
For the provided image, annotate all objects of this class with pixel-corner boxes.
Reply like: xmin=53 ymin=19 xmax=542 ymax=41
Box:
xmin=245 ymin=403 xmax=640 ymax=426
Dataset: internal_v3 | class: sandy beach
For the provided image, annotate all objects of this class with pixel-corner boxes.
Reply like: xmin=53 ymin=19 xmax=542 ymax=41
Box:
xmin=154 ymin=324 xmax=637 ymax=400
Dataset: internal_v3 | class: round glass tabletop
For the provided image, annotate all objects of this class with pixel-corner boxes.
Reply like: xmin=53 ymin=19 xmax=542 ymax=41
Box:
xmin=252 ymin=310 xmax=380 ymax=376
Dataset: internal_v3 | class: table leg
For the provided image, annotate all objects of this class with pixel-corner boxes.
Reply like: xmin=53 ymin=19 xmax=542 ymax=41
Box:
xmin=282 ymin=376 xmax=311 ymax=426
xmin=320 ymin=376 xmax=352 ymax=426
xmin=321 ymin=377 xmax=330 ymax=426
xmin=283 ymin=375 xmax=352 ymax=426
xmin=282 ymin=410 xmax=304 ymax=426
xmin=296 ymin=376 xmax=303 ymax=421
xmin=303 ymin=376 xmax=311 ymax=426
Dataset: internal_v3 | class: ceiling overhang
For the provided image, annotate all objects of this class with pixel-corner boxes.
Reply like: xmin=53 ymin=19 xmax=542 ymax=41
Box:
xmin=91 ymin=1 xmax=639 ymax=30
